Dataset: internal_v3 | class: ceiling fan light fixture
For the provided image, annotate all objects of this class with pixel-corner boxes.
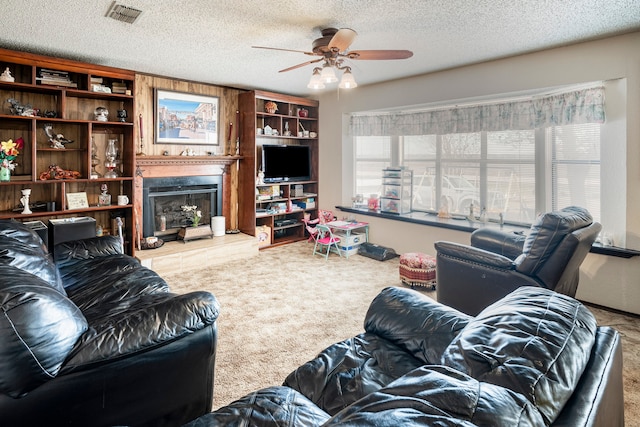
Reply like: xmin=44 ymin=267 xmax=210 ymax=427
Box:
xmin=338 ymin=68 xmax=357 ymax=89
xmin=320 ymin=65 xmax=338 ymax=83
xmin=307 ymin=68 xmax=325 ymax=89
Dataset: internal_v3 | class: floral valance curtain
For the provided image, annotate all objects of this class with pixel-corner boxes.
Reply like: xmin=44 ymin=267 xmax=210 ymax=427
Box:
xmin=349 ymin=86 xmax=605 ymax=137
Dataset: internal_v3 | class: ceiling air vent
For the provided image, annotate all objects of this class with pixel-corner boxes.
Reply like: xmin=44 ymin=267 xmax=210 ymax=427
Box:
xmin=106 ymin=2 xmax=142 ymax=24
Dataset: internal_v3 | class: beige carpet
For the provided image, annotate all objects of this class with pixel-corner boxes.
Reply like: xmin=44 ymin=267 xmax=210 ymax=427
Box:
xmin=163 ymin=241 xmax=640 ymax=425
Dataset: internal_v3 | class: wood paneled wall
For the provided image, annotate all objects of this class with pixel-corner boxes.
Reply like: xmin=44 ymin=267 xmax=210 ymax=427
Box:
xmin=134 ymin=74 xmax=246 ymax=232
xmin=134 ymin=74 xmax=243 ymax=156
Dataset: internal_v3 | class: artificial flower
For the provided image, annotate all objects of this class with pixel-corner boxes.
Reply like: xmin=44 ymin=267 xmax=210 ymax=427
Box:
xmin=181 ymin=205 xmax=203 ymax=227
xmin=0 ymin=137 xmax=22 ymax=170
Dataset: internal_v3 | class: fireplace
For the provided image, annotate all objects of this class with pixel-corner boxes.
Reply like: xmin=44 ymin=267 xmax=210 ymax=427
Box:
xmin=142 ymin=175 xmax=222 ymax=241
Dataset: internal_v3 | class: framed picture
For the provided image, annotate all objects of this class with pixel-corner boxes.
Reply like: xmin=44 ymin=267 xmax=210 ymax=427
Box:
xmin=154 ymin=89 xmax=219 ymax=145
xmin=66 ymin=192 xmax=89 ymax=210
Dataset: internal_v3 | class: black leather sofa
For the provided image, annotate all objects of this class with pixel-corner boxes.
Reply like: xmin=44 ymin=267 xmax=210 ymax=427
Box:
xmin=0 ymin=220 xmax=219 ymax=426
xmin=185 ymin=286 xmax=623 ymax=426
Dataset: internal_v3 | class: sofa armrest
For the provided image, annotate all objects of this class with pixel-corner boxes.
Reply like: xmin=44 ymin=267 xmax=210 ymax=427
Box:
xmin=54 ymin=236 xmax=124 ymax=268
xmin=434 ymin=241 xmax=516 ymax=270
xmin=470 ymin=229 xmax=526 ymax=259
xmin=435 ymin=242 xmax=541 ymax=316
xmin=364 ymin=287 xmax=471 ymax=364
xmin=0 ymin=266 xmax=87 ymax=397
xmin=62 ymin=290 xmax=220 ymax=370
xmin=551 ymin=326 xmax=624 ymax=427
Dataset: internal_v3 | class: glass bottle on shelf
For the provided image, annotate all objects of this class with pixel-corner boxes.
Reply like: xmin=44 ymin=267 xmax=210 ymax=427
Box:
xmin=90 ymin=137 xmax=101 ymax=179
xmin=104 ymin=139 xmax=119 ymax=178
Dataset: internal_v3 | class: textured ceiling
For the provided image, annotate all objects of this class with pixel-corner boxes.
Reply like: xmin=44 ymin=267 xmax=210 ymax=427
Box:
xmin=2 ymin=0 xmax=640 ymax=97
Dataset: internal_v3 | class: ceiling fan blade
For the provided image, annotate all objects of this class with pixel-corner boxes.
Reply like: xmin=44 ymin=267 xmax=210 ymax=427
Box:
xmin=278 ymin=58 xmax=323 ymax=73
xmin=347 ymin=50 xmax=414 ymax=60
xmin=328 ymin=28 xmax=357 ymax=52
xmin=252 ymin=46 xmax=317 ymax=56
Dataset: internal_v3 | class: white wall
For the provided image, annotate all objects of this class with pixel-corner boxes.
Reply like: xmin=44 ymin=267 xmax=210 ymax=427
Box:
xmin=317 ymin=31 xmax=640 ymax=314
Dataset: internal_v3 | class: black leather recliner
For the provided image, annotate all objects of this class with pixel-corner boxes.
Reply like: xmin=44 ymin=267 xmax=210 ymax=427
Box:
xmin=0 ymin=220 xmax=219 ymax=426
xmin=434 ymin=206 xmax=601 ymax=315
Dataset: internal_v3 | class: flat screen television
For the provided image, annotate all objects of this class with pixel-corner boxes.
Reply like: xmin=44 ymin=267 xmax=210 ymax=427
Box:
xmin=261 ymin=144 xmax=312 ymax=183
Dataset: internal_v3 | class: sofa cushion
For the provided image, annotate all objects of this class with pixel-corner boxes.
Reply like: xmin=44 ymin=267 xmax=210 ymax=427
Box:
xmin=441 ymin=286 xmax=597 ymax=425
xmin=516 ymin=206 xmax=592 ymax=275
xmin=0 ymin=266 xmax=88 ymax=397
xmin=0 ymin=242 xmax=65 ymax=295
xmin=58 ymin=255 xmax=169 ymax=299
xmin=325 ymin=365 xmax=545 ymax=426
xmin=53 ymin=235 xmax=124 ymax=271
xmin=183 ymin=386 xmax=331 ymax=427
xmin=284 ymin=332 xmax=424 ymax=416
xmin=364 ymin=286 xmax=471 ymax=364
xmin=0 ymin=219 xmax=48 ymax=254
xmin=0 ymin=220 xmax=64 ymax=295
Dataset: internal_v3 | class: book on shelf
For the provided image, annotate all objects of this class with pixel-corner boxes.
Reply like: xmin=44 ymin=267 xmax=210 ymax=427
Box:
xmin=111 ymin=82 xmax=127 ymax=93
xmin=36 ymin=78 xmax=78 ymax=88
xmin=39 ymin=68 xmax=69 ymax=77
xmin=37 ymin=68 xmax=76 ymax=88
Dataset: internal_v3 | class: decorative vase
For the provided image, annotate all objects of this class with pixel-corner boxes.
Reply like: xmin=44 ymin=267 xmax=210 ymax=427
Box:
xmin=0 ymin=166 xmax=10 ymax=182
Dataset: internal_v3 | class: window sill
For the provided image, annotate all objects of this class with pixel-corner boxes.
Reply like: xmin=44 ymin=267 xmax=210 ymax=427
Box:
xmin=336 ymin=206 xmax=640 ymax=258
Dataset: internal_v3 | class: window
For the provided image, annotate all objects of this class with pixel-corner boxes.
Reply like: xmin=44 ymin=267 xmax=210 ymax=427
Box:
xmin=350 ymin=82 xmax=625 ymax=244
xmin=354 ymin=136 xmax=391 ymax=198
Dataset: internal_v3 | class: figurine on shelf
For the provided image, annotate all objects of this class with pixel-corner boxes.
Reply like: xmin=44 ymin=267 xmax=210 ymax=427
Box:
xmin=44 ymin=123 xmax=73 ymax=149
xmin=117 ymin=109 xmax=127 ymax=122
xmin=467 ymin=202 xmax=475 ymax=221
xmin=257 ymin=169 xmax=265 ymax=185
xmin=94 ymin=106 xmax=109 ymax=122
xmin=7 ymin=98 xmax=35 ymax=116
xmin=20 ymin=189 xmax=32 ymax=215
xmin=0 ymin=67 xmax=15 ymax=82
xmin=98 ymin=183 xmax=111 ymax=206
xmin=39 ymin=165 xmax=81 ymax=180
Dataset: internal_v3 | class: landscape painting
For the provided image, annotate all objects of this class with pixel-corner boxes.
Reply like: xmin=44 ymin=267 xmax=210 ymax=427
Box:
xmin=155 ymin=89 xmax=219 ymax=145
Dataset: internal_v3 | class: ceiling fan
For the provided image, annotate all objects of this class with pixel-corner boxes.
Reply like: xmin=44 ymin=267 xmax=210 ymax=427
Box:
xmin=252 ymin=28 xmax=413 ymax=89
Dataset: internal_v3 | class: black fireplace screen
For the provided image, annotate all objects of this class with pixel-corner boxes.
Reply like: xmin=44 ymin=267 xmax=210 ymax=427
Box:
xmin=142 ymin=175 xmax=222 ymax=240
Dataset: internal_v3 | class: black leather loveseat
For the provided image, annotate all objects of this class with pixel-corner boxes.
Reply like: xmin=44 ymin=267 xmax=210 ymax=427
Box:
xmin=0 ymin=220 xmax=220 ymax=426
xmin=185 ymin=286 xmax=623 ymax=426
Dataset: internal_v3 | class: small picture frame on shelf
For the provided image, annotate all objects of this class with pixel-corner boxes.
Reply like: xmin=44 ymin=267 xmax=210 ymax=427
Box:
xmin=66 ymin=192 xmax=89 ymax=210
xmin=154 ymin=89 xmax=220 ymax=145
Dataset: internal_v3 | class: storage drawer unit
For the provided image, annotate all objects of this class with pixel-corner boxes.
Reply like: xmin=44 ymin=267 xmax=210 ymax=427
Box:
xmin=380 ymin=167 xmax=412 ymax=214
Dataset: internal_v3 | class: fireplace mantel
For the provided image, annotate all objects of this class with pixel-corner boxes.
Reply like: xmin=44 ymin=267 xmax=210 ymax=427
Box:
xmin=136 ymin=155 xmax=241 ymax=178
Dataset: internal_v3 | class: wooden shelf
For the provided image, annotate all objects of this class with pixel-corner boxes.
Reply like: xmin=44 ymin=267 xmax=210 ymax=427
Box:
xmin=238 ymin=90 xmax=319 ymax=249
xmin=0 ymin=47 xmax=137 ymax=254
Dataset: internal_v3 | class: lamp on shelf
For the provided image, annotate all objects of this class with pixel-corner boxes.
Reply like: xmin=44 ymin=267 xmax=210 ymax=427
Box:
xmin=307 ymin=60 xmax=357 ymax=90
xmin=104 ymin=139 xmax=119 ymax=178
